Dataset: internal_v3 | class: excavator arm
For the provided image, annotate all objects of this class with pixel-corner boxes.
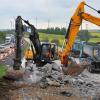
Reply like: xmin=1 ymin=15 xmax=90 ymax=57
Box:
xmin=60 ymin=1 xmax=100 ymax=67
xmin=22 ymin=20 xmax=41 ymax=56
xmin=81 ymin=13 xmax=100 ymax=26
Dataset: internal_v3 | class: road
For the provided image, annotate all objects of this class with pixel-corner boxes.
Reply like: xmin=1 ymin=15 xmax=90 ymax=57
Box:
xmin=0 ymin=39 xmax=27 ymax=67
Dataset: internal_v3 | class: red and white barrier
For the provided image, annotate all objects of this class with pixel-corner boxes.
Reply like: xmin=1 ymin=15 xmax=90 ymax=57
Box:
xmin=0 ymin=44 xmax=16 ymax=61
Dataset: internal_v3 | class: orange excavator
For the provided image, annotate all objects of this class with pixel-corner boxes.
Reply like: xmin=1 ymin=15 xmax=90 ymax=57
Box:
xmin=59 ymin=1 xmax=100 ymax=75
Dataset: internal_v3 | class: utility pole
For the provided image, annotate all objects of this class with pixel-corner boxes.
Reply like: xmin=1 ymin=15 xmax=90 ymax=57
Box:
xmin=47 ymin=19 xmax=50 ymax=34
xmin=81 ymin=23 xmax=82 ymax=30
xmin=86 ymin=23 xmax=88 ymax=30
xmin=10 ymin=21 xmax=12 ymax=30
xmin=35 ymin=16 xmax=37 ymax=28
xmin=48 ymin=19 xmax=50 ymax=29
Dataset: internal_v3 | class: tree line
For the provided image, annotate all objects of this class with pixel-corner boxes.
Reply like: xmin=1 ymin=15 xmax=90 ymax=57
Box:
xmin=38 ymin=28 xmax=92 ymax=42
xmin=38 ymin=27 xmax=67 ymax=35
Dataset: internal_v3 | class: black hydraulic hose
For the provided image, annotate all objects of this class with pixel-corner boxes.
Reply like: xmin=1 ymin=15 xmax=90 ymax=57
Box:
xmin=85 ymin=3 xmax=100 ymax=14
xmin=65 ymin=19 xmax=72 ymax=39
xmin=21 ymin=17 xmax=41 ymax=56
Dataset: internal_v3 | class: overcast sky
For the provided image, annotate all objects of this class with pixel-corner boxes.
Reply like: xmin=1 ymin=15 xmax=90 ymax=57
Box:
xmin=0 ymin=0 xmax=100 ymax=29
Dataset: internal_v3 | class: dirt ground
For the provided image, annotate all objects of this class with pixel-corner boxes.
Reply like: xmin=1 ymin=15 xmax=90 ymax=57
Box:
xmin=0 ymin=78 xmax=92 ymax=100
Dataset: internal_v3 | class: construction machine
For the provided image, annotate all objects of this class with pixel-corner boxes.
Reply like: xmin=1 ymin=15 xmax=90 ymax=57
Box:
xmin=73 ymin=41 xmax=100 ymax=73
xmin=59 ymin=1 xmax=100 ymax=75
xmin=14 ymin=16 xmax=58 ymax=69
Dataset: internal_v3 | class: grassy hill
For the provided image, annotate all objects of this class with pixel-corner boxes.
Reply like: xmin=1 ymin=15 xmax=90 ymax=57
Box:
xmin=39 ymin=32 xmax=100 ymax=45
xmin=25 ymin=32 xmax=100 ymax=46
xmin=39 ymin=33 xmax=64 ymax=46
xmin=89 ymin=32 xmax=100 ymax=43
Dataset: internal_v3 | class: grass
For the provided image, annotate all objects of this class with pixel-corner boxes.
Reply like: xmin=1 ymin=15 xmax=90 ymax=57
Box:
xmin=90 ymin=32 xmax=100 ymax=37
xmin=39 ymin=32 xmax=100 ymax=45
xmin=89 ymin=38 xmax=100 ymax=43
xmin=24 ymin=32 xmax=100 ymax=45
xmin=0 ymin=64 xmax=7 ymax=78
xmin=39 ymin=33 xmax=65 ymax=46
xmin=89 ymin=32 xmax=100 ymax=43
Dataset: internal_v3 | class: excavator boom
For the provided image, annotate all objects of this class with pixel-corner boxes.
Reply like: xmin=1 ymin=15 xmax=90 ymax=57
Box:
xmin=81 ymin=13 xmax=100 ymax=26
xmin=60 ymin=1 xmax=85 ymax=66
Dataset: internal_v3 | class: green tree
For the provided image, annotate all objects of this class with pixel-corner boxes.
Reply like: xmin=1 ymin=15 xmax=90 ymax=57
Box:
xmin=61 ymin=27 xmax=67 ymax=35
xmin=38 ymin=27 xmax=66 ymax=35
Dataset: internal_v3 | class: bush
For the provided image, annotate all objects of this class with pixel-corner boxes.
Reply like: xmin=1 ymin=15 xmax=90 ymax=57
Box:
xmin=0 ymin=32 xmax=6 ymax=43
xmin=0 ymin=64 xmax=7 ymax=78
xmin=0 ymin=32 xmax=6 ymax=39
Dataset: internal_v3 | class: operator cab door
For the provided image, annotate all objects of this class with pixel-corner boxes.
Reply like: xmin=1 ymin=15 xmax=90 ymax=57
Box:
xmin=51 ymin=44 xmax=58 ymax=60
xmin=41 ymin=43 xmax=58 ymax=62
xmin=41 ymin=44 xmax=51 ymax=62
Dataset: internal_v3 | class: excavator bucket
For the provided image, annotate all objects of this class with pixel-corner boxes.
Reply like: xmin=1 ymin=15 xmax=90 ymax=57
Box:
xmin=62 ymin=60 xmax=86 ymax=76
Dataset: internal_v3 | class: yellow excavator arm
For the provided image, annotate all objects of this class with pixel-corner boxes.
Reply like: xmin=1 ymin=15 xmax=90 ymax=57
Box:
xmin=60 ymin=1 xmax=100 ymax=66
xmin=81 ymin=13 xmax=100 ymax=26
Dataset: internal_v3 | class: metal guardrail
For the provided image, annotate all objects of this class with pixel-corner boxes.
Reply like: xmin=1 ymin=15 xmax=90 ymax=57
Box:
xmin=0 ymin=42 xmax=15 ymax=51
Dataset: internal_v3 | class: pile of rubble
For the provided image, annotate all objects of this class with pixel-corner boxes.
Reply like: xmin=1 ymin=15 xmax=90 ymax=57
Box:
xmin=70 ymin=73 xmax=100 ymax=99
xmin=13 ymin=61 xmax=100 ymax=99
xmin=22 ymin=61 xmax=71 ymax=87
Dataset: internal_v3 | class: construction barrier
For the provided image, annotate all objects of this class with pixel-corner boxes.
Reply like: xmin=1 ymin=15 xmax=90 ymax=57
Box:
xmin=0 ymin=45 xmax=16 ymax=61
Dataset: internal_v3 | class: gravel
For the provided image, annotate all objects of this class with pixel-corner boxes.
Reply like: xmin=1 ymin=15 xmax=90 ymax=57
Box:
xmin=18 ymin=60 xmax=100 ymax=98
xmin=70 ymin=69 xmax=100 ymax=97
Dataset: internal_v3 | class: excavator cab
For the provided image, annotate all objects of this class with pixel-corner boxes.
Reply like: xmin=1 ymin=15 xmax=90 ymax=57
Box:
xmin=40 ymin=42 xmax=58 ymax=62
xmin=25 ymin=42 xmax=58 ymax=65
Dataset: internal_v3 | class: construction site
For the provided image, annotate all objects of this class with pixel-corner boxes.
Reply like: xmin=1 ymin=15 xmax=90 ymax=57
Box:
xmin=0 ymin=1 xmax=100 ymax=100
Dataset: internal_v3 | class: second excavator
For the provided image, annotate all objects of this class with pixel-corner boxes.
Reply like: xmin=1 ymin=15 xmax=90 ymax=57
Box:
xmin=59 ymin=1 xmax=100 ymax=75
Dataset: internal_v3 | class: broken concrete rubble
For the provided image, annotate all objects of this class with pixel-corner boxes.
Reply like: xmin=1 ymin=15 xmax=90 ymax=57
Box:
xmin=8 ymin=61 xmax=100 ymax=99
xmin=20 ymin=62 xmax=72 ymax=87
xmin=38 ymin=63 xmax=72 ymax=86
xmin=70 ymin=73 xmax=100 ymax=97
